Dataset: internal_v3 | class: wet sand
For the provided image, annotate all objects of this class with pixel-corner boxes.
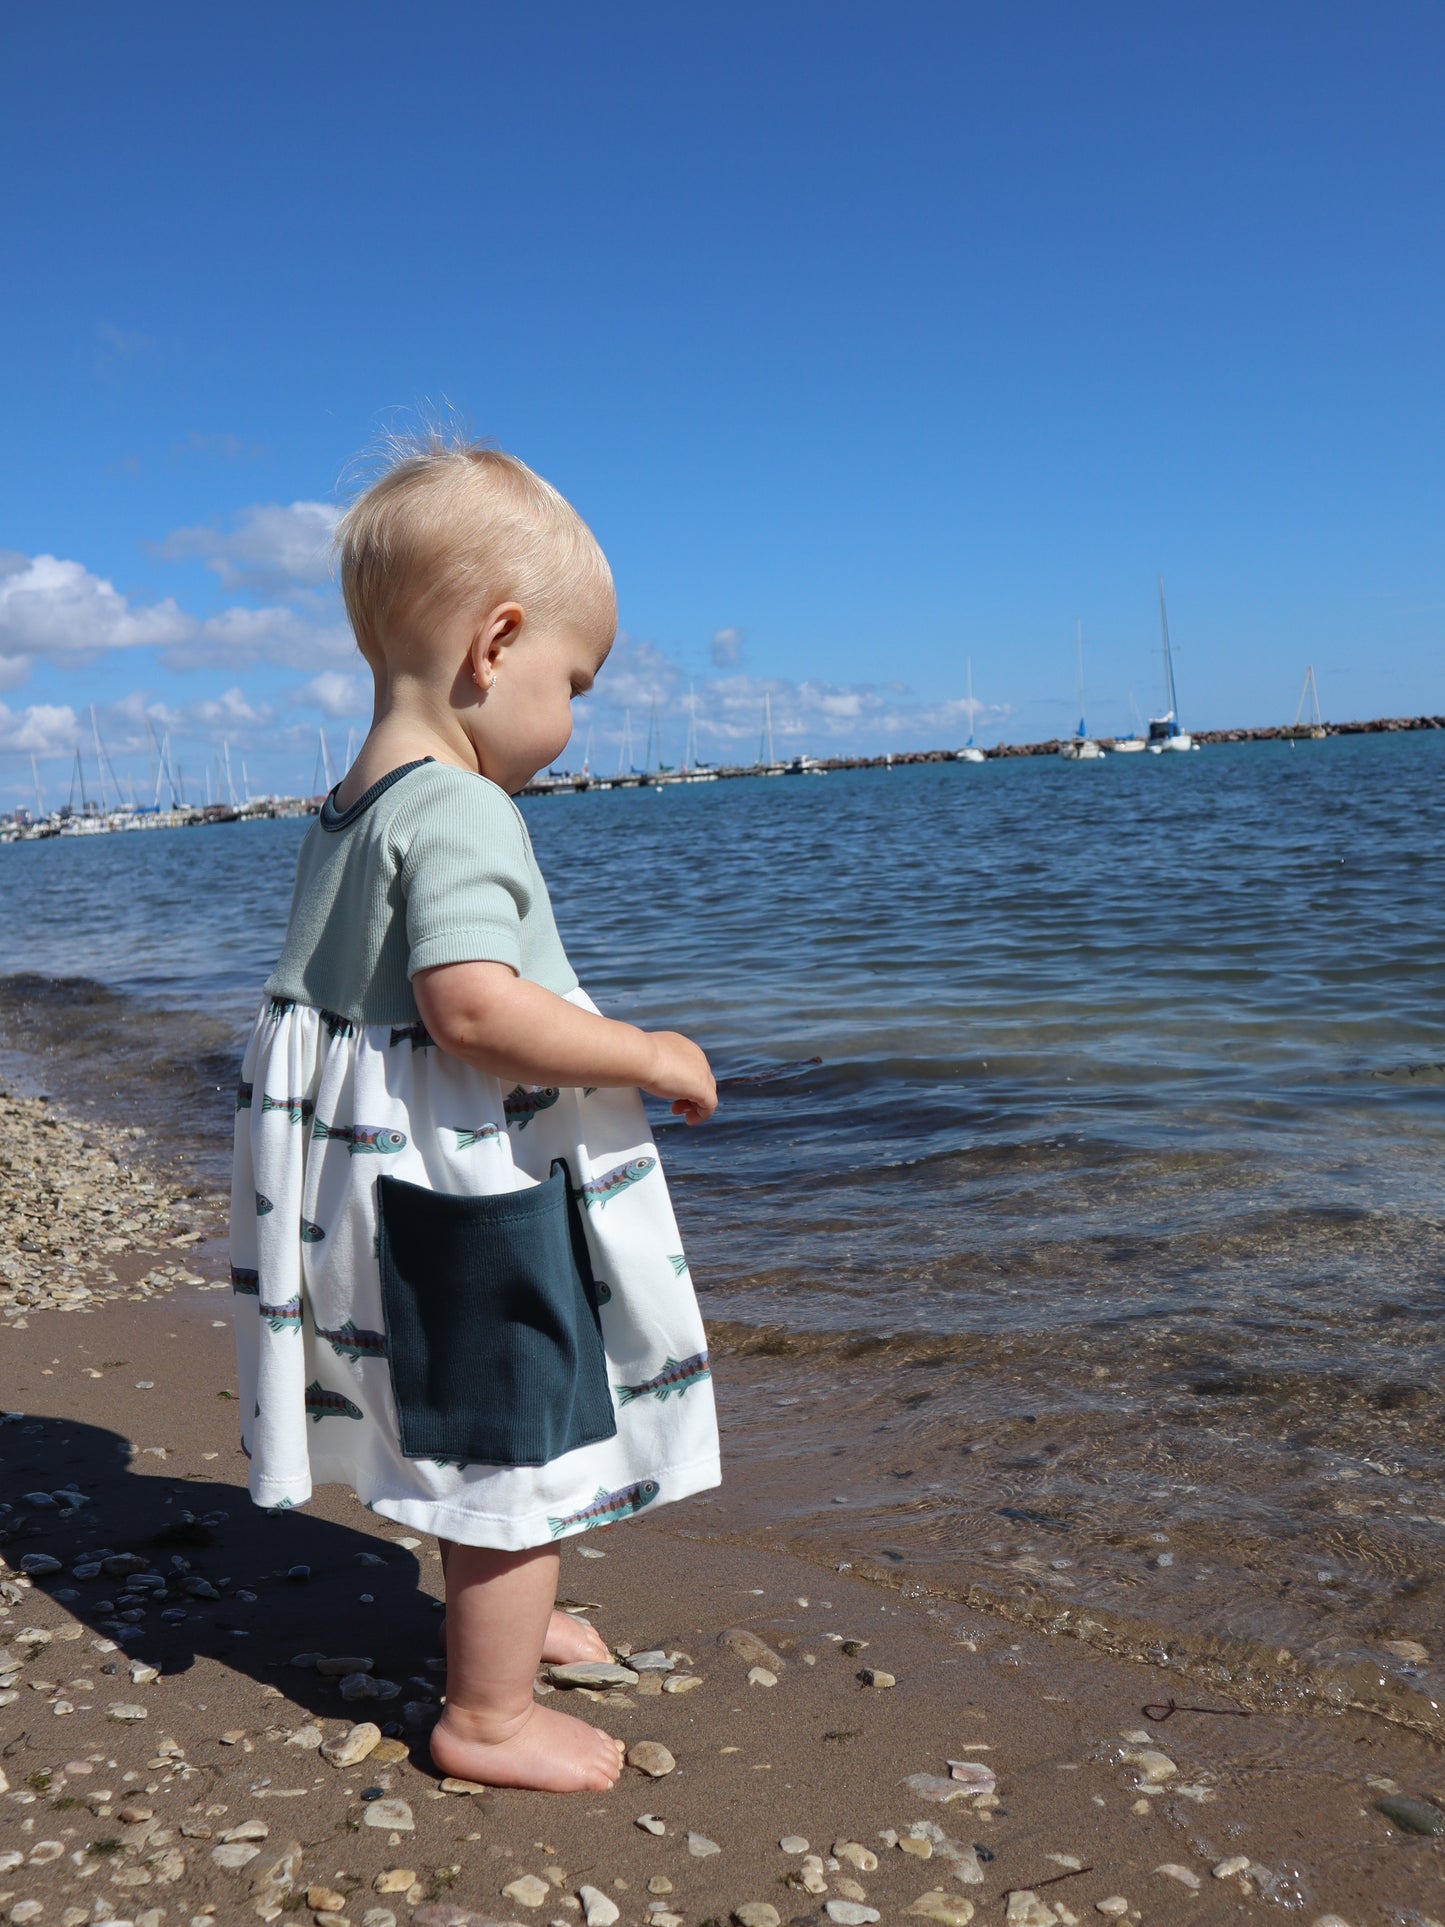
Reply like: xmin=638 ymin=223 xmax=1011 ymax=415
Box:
xmin=1 ymin=1155 xmax=1443 ymax=1927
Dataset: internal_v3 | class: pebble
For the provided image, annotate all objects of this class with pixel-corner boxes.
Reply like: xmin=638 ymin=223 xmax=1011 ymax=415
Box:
xmin=903 ymin=1773 xmax=972 ymax=1804
xmin=899 ymin=1837 xmax=932 ymax=1859
xmin=1119 ymin=1747 xmax=1176 ymax=1785
xmin=370 ymin=1739 xmax=410 ymax=1765
xmin=858 ymin=1669 xmax=895 ymax=1688
xmin=1375 ymin=1794 xmax=1445 ymax=1835
xmin=834 ymin=1842 xmax=879 ymax=1873
xmin=1312 ymin=1917 xmax=1353 ymax=1926
xmin=748 ymin=1667 xmax=778 ymax=1688
xmin=1154 ymin=1864 xmax=1201 ymax=1890
xmin=548 ymin=1662 xmax=641 ymax=1689
xmin=19 ymin=1554 xmax=63 ymax=1576
xmin=733 ymin=1908 xmax=781 ymax=1927
xmin=635 ymin=1815 xmax=666 ymax=1835
xmin=578 ymin=1886 xmax=620 ymax=1927
xmin=362 ymin=1799 xmax=413 ymax=1831
xmin=222 ymin=1820 xmax=270 ymax=1842
xmin=945 ymin=1761 xmax=997 ymax=1797
xmin=718 ymin=1627 xmax=786 ymax=1671
xmin=628 ymin=1742 xmax=676 ymax=1777
xmin=824 ymin=1905 xmax=880 ymax=1926
xmin=107 ymin=1702 xmax=148 ymax=1722
xmin=211 ymin=1842 xmax=263 ymax=1871
xmin=1212 ymin=1857 xmax=1250 ymax=1879
xmin=10 ymin=1904 xmax=45 ymax=1926
xmin=341 ymin=1673 xmax=400 ymax=1702
xmin=1382 ymin=1639 xmax=1428 ymax=1662
xmin=286 ymin=1724 xmax=324 ymax=1750
xmin=628 ymin=1650 xmax=676 ymax=1672
xmin=687 ymin=1832 xmax=722 ymax=1858
xmin=780 ymin=1836 xmax=809 ymax=1853
xmin=905 ymin=1896 xmax=974 ymax=1927
xmin=374 ymin=1871 xmax=416 ymax=1894
xmin=362 ymin=1913 xmax=397 ymax=1927
xmin=317 ymin=1656 xmax=375 ymax=1675
xmin=321 ymin=1723 xmax=382 ymax=1767
xmin=439 ymin=1777 xmax=488 ymax=1795
xmin=503 ymin=1876 xmax=551 ymax=1909
xmin=1095 ymin=1903 xmax=1130 ymax=1920
xmin=308 ymin=1889 xmax=348 ymax=1913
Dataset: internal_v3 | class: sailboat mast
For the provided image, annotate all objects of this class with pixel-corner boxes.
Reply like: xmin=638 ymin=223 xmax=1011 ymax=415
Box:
xmin=30 ymin=753 xmax=44 ymax=819
xmin=89 ymin=706 xmax=110 ymax=811
xmin=966 ymin=656 xmax=975 ymax=747
xmin=764 ymin=692 xmax=776 ymax=765
xmin=1157 ymin=576 xmax=1179 ymax=723
xmin=1075 ymin=620 xmax=1087 ymax=738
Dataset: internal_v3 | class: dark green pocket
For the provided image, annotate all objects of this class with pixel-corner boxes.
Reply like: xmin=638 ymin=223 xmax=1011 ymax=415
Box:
xmin=375 ymin=1159 xmax=617 ymax=1467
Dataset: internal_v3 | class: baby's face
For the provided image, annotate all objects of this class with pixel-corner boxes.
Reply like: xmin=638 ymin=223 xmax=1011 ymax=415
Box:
xmin=478 ymin=592 xmax=615 ymax=792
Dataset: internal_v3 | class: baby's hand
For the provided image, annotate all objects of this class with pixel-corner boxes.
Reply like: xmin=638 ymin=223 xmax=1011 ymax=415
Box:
xmin=643 ymin=1032 xmax=718 ymax=1125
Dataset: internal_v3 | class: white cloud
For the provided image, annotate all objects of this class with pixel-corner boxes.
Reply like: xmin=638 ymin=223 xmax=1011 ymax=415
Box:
xmin=0 ymin=702 xmax=81 ymax=756
xmin=0 ymin=652 xmax=31 ymax=690
xmin=0 ymin=551 xmax=191 ymax=658
xmin=299 ymin=671 xmax=368 ymax=718
xmin=710 ymin=625 xmax=744 ymax=668
xmin=157 ymin=500 xmax=338 ymax=594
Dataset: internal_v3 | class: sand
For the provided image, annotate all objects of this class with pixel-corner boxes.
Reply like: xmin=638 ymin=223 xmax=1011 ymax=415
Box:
xmin=1 ymin=1127 xmax=1443 ymax=1927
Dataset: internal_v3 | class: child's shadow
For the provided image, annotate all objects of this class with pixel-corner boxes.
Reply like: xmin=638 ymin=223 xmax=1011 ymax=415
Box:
xmin=3 ymin=1413 xmax=445 ymax=1740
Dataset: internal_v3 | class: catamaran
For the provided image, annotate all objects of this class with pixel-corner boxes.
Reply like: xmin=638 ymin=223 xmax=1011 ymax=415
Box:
xmin=957 ymin=655 xmax=985 ymax=762
xmin=1060 ymin=620 xmax=1104 ymax=760
xmin=1147 ymin=578 xmax=1195 ymax=752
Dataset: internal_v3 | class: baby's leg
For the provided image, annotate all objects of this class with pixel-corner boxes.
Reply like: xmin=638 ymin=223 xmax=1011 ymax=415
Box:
xmin=429 ymin=1542 xmax=623 ymax=1793
xmin=436 ymin=1538 xmax=608 ymax=1666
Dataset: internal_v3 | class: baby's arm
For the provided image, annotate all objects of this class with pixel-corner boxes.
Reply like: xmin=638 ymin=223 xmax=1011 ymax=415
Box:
xmin=414 ymin=961 xmax=717 ymax=1125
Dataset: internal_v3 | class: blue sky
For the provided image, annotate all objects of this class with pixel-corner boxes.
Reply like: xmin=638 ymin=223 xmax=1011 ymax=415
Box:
xmin=1 ymin=2 xmax=1441 ymax=801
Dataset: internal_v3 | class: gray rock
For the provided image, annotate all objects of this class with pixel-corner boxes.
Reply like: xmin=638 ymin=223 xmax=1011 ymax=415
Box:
xmin=627 ymin=1650 xmax=676 ymax=1672
xmin=502 ymin=1876 xmax=550 ymax=1910
xmin=19 ymin=1554 xmax=63 ymax=1576
xmin=944 ymin=1761 xmax=996 ymax=1797
xmin=686 ymin=1833 xmax=721 ymax=1858
xmin=627 ymin=1742 xmax=676 ymax=1777
xmin=321 ymin=1722 xmax=381 ymax=1767
xmin=547 ymin=1661 xmax=640 ymax=1689
xmin=362 ymin=1799 xmax=414 ymax=1831
xmin=718 ymin=1627 xmax=785 ymax=1672
xmin=824 ymin=1906 xmax=880 ymax=1926
xmin=635 ymin=1815 xmax=666 ymax=1835
xmin=413 ymin=1909 xmax=526 ymax=1927
xmin=211 ymin=1842 xmax=262 ymax=1871
xmin=1376 ymin=1795 xmax=1445 ymax=1835
xmin=779 ymin=1837 xmax=809 ymax=1854
xmin=578 ymin=1886 xmax=620 ymax=1927
xmin=362 ymin=1913 xmax=398 ymax=1927
xmin=903 ymin=1773 xmax=972 ymax=1804
xmin=316 ymin=1655 xmax=375 ymax=1675
xmin=733 ymin=1907 xmax=781 ymax=1927
xmin=107 ymin=1702 xmax=148 ymax=1722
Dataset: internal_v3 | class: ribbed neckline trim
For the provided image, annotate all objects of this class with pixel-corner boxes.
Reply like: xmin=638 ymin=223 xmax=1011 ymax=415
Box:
xmin=319 ymin=757 xmax=436 ymax=831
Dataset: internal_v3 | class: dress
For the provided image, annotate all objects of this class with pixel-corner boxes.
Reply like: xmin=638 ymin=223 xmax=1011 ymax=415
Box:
xmin=227 ymin=759 xmax=720 ymax=1548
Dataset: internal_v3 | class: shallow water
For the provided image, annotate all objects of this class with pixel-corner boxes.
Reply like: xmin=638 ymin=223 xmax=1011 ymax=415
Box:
xmin=2 ymin=733 xmax=1442 ymax=1728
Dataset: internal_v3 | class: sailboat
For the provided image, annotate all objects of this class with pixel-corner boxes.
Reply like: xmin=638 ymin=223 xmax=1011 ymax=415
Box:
xmin=957 ymin=656 xmax=985 ymax=762
xmin=1147 ymin=578 xmax=1194 ymax=752
xmin=1111 ymin=688 xmax=1147 ymax=752
xmin=756 ymin=693 xmax=786 ymax=775
xmin=680 ymin=685 xmax=718 ymax=781
xmin=1284 ymin=665 xmax=1327 ymax=740
xmin=1059 ymin=620 xmax=1104 ymax=760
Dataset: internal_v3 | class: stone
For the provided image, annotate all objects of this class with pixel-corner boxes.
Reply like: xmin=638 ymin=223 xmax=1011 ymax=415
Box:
xmin=413 ymin=1910 xmax=512 ymax=1927
xmin=1004 ymin=1900 xmax=1054 ymax=1927
xmin=370 ymin=1739 xmax=410 ymax=1765
xmin=212 ymin=1843 xmax=263 ymax=1871
xmin=628 ymin=1650 xmax=675 ymax=1672
xmin=899 ymin=1838 xmax=932 ymax=1859
xmin=362 ymin=1800 xmax=414 ymax=1832
xmin=321 ymin=1723 xmax=381 ymax=1768
xmin=309 ymin=1890 xmax=348 ymax=1914
xmin=108 ymin=1702 xmax=148 ymax=1722
xmin=1119 ymin=1747 xmax=1176 ymax=1785
xmin=286 ymin=1725 xmax=324 ymax=1749
xmin=28 ymin=1841 xmax=65 ymax=1865
xmin=946 ymin=1761 xmax=997 ymax=1796
xmin=547 ymin=1662 xmax=640 ymax=1689
xmin=315 ymin=1915 xmax=349 ymax=1927
xmin=686 ymin=1833 xmax=721 ymax=1858
xmin=362 ymin=1913 xmax=397 ymax=1927
xmin=222 ymin=1821 xmax=270 ymax=1842
xmin=341 ymin=1673 xmax=399 ymax=1702
xmin=627 ymin=1742 xmax=676 ymax=1777
xmin=1153 ymin=1865 xmax=1201 ymax=1891
xmin=747 ymin=1667 xmax=778 ymax=1688
xmin=578 ymin=1887 xmax=619 ymax=1927
xmin=1376 ymin=1795 xmax=1445 ymax=1835
xmin=833 ymin=1880 xmax=868 ymax=1903
xmin=316 ymin=1657 xmax=375 ymax=1675
xmin=1095 ymin=1904 xmax=1129 ymax=1920
xmin=374 ymin=1872 xmax=416 ymax=1894
xmin=11 ymin=1904 xmax=45 ymax=1925
xmin=439 ymin=1776 xmax=488 ymax=1794
xmin=1382 ymin=1639 xmax=1429 ymax=1663
xmin=857 ymin=1669 xmax=895 ymax=1688
xmin=833 ymin=1843 xmax=878 ymax=1873
xmin=1212 ymin=1857 xmax=1250 ymax=1879
xmin=1311 ymin=1917 xmax=1353 ymax=1927
xmin=718 ymin=1627 xmax=785 ymax=1672
xmin=906 ymin=1895 xmax=975 ymax=1927
xmin=662 ymin=1674 xmax=702 ymax=1694
xmin=733 ymin=1908 xmax=780 ymax=1927
xmin=635 ymin=1815 xmax=666 ymax=1835
xmin=780 ymin=1837 xmax=809 ymax=1854
xmin=903 ymin=1773 xmax=972 ymax=1804
xmin=824 ymin=1906 xmax=879 ymax=1926
xmin=502 ymin=1877 xmax=550 ymax=1909
xmin=19 ymin=1553 xmax=63 ymax=1576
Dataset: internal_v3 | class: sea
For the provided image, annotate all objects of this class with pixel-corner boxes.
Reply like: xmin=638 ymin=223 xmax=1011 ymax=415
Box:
xmin=2 ymin=731 xmax=1442 ymax=1735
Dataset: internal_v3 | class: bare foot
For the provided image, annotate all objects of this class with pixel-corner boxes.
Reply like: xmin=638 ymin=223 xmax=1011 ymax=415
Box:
xmin=431 ymin=1701 xmax=623 ymax=1793
xmin=436 ymin=1609 xmax=609 ymax=1667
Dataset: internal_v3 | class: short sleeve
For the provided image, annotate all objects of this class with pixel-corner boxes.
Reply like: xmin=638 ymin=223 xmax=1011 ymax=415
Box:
xmin=399 ymin=775 xmax=532 ymax=979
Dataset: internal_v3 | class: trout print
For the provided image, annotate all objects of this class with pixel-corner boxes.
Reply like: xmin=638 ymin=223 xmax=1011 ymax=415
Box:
xmin=230 ymin=1265 xmax=260 ymax=1295
xmin=581 ymin=1156 xmax=656 ymax=1211
xmin=504 ymin=1085 xmax=561 ymax=1129
xmin=312 ymin=1121 xmax=408 ymax=1155
xmin=616 ymin=1351 xmax=711 ymax=1405
xmin=668 ymin=1253 xmax=689 ymax=1276
xmin=450 ymin=1124 xmax=501 ymax=1149
xmin=255 ymin=1192 xmax=273 ymax=1216
xmin=315 ymin=1319 xmax=388 ymax=1363
xmin=261 ymin=1296 xmax=303 ymax=1333
xmin=388 ymin=1021 xmax=435 ymax=1051
xmin=304 ymin=1380 xmax=363 ymax=1423
xmin=548 ymin=1478 xmax=661 ymax=1538
xmin=300 ymin=1217 xmax=326 ymax=1243
xmin=262 ymin=1094 xmax=315 ymax=1125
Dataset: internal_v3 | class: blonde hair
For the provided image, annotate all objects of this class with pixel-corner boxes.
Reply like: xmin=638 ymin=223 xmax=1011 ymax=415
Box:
xmin=335 ymin=432 xmax=613 ymax=659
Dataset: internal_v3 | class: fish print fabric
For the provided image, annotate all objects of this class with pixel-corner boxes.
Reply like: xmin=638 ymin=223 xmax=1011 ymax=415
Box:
xmin=229 ymin=990 xmax=720 ymax=1548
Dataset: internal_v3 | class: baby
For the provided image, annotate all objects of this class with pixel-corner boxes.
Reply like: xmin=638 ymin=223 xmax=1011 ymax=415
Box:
xmin=229 ymin=436 xmax=720 ymax=1792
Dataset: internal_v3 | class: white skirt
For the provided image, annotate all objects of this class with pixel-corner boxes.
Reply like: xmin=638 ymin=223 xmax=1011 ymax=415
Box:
xmin=228 ymin=992 xmax=720 ymax=1548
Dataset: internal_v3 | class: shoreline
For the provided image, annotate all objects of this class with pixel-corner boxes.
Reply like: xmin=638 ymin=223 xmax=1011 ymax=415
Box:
xmin=3 ymin=1279 xmax=1444 ymax=1926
